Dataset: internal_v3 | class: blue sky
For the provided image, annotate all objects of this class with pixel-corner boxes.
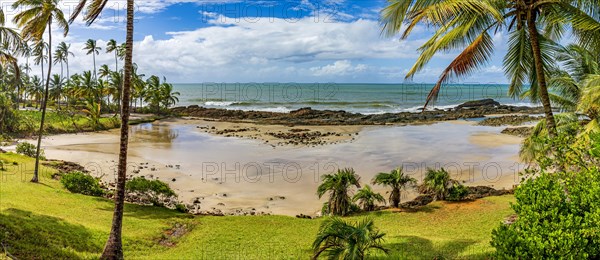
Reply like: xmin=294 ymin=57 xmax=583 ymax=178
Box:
xmin=6 ymin=0 xmax=510 ymax=83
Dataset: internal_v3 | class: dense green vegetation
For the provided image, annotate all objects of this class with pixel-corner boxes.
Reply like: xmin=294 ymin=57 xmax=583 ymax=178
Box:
xmin=491 ymin=133 xmax=600 ymax=258
xmin=381 ymin=0 xmax=600 ymax=138
xmin=0 ymin=152 xmax=516 ymax=259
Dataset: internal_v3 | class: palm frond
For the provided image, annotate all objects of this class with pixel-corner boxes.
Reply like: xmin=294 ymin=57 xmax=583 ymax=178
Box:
xmin=424 ymin=31 xmax=494 ymax=108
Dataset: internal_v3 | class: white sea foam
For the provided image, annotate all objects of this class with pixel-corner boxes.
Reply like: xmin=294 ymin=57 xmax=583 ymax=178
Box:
xmin=204 ymin=101 xmax=236 ymax=106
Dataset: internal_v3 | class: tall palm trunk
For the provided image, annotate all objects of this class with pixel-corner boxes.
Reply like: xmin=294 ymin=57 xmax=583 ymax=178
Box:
xmin=40 ymin=56 xmax=44 ymax=111
xmin=114 ymin=52 xmax=118 ymax=71
xmin=33 ymin=22 xmax=52 ymax=183
xmin=93 ymin=51 xmax=97 ymax=80
xmin=58 ymin=62 xmax=63 ymax=109
xmin=101 ymin=0 xmax=134 ymax=258
xmin=527 ymin=12 xmax=557 ymax=138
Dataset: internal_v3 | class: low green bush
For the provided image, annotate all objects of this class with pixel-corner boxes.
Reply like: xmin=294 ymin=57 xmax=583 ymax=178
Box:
xmin=491 ymin=133 xmax=600 ymax=258
xmin=60 ymin=171 xmax=105 ymax=197
xmin=16 ymin=142 xmax=37 ymax=158
xmin=446 ymin=183 xmax=469 ymax=201
xmin=125 ymin=177 xmax=177 ymax=206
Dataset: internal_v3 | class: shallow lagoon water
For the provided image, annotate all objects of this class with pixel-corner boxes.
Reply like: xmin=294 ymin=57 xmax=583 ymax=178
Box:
xmin=42 ymin=120 xmax=523 ymax=215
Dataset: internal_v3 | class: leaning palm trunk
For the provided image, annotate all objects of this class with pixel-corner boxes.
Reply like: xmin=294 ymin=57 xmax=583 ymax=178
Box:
xmin=101 ymin=0 xmax=134 ymax=258
xmin=33 ymin=23 xmax=53 ymax=183
xmin=527 ymin=12 xmax=557 ymax=138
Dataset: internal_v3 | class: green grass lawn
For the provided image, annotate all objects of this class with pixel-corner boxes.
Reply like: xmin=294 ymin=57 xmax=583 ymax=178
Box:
xmin=0 ymin=153 xmax=514 ymax=259
xmin=15 ymin=110 xmax=120 ymax=136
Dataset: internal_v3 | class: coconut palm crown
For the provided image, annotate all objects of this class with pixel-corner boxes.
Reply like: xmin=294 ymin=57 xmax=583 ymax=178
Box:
xmin=372 ymin=167 xmax=417 ymax=208
xmin=317 ymin=168 xmax=361 ymax=216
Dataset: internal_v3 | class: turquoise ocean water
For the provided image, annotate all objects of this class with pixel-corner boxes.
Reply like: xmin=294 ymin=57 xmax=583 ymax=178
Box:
xmin=173 ymin=83 xmax=534 ymax=114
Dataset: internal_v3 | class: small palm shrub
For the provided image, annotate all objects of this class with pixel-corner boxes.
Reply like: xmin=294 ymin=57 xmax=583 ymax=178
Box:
xmin=372 ymin=167 xmax=417 ymax=207
xmin=317 ymin=168 xmax=361 ymax=216
xmin=60 ymin=171 xmax=105 ymax=196
xmin=312 ymin=217 xmax=388 ymax=259
xmin=353 ymin=185 xmax=385 ymax=211
xmin=418 ymin=168 xmax=453 ymax=200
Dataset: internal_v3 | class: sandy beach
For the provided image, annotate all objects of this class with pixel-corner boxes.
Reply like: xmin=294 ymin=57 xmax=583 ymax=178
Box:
xmin=16 ymin=117 xmax=526 ymax=217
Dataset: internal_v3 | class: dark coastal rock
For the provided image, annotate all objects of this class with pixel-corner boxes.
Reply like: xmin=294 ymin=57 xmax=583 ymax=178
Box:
xmin=501 ymin=126 xmax=534 ymax=137
xmin=0 ymin=148 xmax=6 ymax=153
xmin=456 ymin=99 xmax=500 ymax=109
xmin=42 ymin=160 xmax=89 ymax=174
xmin=400 ymin=195 xmax=434 ymax=208
xmin=465 ymin=186 xmax=513 ymax=200
xmin=478 ymin=115 xmax=541 ymax=127
xmin=171 ymin=99 xmax=544 ymax=126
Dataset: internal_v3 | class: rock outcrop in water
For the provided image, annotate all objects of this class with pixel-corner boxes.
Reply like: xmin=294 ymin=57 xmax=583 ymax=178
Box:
xmin=171 ymin=99 xmax=544 ymax=126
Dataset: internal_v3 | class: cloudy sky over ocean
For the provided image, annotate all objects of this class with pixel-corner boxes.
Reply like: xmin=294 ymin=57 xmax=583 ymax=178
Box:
xmin=2 ymin=0 xmax=512 ymax=83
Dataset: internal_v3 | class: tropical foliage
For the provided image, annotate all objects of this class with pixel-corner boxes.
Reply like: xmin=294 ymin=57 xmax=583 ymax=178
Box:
xmin=312 ymin=217 xmax=388 ymax=260
xmin=381 ymin=0 xmax=600 ymax=138
xmin=317 ymin=168 xmax=361 ymax=216
xmin=492 ymin=132 xmax=600 ymax=258
xmin=372 ymin=167 xmax=416 ymax=208
xmin=418 ymin=168 xmax=454 ymax=201
xmin=352 ymin=185 xmax=385 ymax=212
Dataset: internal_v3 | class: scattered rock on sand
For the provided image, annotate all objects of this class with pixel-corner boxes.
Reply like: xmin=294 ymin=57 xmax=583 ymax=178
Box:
xmin=478 ymin=115 xmax=540 ymax=127
xmin=501 ymin=126 xmax=534 ymax=137
xmin=42 ymin=160 xmax=88 ymax=174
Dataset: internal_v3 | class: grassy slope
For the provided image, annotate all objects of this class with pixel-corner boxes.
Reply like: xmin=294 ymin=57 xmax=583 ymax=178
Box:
xmin=8 ymin=110 xmax=162 ymax=139
xmin=15 ymin=110 xmax=119 ymax=136
xmin=0 ymin=153 xmax=514 ymax=259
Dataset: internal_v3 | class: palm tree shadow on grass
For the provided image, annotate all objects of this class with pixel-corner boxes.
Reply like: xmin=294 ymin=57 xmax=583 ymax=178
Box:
xmin=374 ymin=235 xmax=486 ymax=259
xmin=398 ymin=204 xmax=442 ymax=214
xmin=0 ymin=208 xmax=102 ymax=259
xmin=91 ymin=197 xmax=190 ymax=221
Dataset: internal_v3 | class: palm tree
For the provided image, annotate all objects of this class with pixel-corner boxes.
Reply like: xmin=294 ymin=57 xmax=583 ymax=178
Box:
xmin=0 ymin=9 xmax=24 ymax=108
xmin=106 ymin=39 xmax=119 ymax=71
xmin=159 ymin=79 xmax=180 ymax=110
xmin=52 ymin=46 xmax=65 ymax=108
xmin=131 ymin=63 xmax=146 ymax=109
xmin=56 ymin=42 xmax=73 ymax=79
xmin=71 ymin=0 xmax=135 ymax=257
xmin=28 ymin=75 xmax=43 ymax=109
xmin=520 ymin=44 xmax=600 ymax=163
xmin=108 ymin=70 xmax=123 ymax=113
xmin=353 ymin=185 xmax=385 ymax=212
xmin=32 ymin=41 xmax=48 ymax=86
xmin=83 ymin=97 xmax=101 ymax=128
xmin=83 ymin=39 xmax=101 ymax=80
xmin=372 ymin=167 xmax=417 ymax=208
xmin=99 ymin=64 xmax=111 ymax=79
xmin=418 ymin=168 xmax=454 ymax=201
xmin=312 ymin=217 xmax=388 ymax=260
xmin=48 ymin=73 xmax=64 ymax=106
xmin=13 ymin=0 xmax=69 ymax=183
xmin=381 ymin=0 xmax=600 ymax=138
xmin=317 ymin=168 xmax=361 ymax=216
xmin=144 ymin=76 xmax=180 ymax=113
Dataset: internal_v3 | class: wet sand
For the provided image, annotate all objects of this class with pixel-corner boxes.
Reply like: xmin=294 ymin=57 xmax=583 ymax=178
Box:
xmin=26 ymin=118 xmax=524 ymax=216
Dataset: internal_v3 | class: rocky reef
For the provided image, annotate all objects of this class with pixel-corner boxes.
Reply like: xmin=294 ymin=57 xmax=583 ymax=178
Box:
xmin=172 ymin=99 xmax=544 ymax=126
